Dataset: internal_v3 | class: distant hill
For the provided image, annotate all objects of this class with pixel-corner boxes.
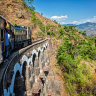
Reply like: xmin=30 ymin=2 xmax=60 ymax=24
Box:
xmin=77 ymin=22 xmax=96 ymax=36
xmin=63 ymin=22 xmax=96 ymax=36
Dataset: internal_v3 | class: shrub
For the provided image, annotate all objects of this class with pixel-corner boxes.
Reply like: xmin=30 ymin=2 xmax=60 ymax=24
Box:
xmin=51 ymin=31 xmax=56 ymax=37
xmin=38 ymin=32 xmax=43 ymax=36
xmin=80 ymin=31 xmax=87 ymax=36
xmin=58 ymin=28 xmax=65 ymax=38
xmin=58 ymin=24 xmax=62 ymax=27
xmin=53 ymin=20 xmax=58 ymax=24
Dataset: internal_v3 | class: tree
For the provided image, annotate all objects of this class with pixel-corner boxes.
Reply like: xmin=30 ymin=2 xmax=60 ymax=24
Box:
xmin=53 ymin=20 xmax=58 ymax=24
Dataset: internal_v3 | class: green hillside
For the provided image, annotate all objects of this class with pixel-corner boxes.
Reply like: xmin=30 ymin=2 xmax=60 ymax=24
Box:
xmin=56 ymin=25 xmax=96 ymax=96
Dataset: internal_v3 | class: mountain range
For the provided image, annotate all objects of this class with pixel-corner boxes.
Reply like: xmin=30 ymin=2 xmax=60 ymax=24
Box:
xmin=63 ymin=22 xmax=96 ymax=36
xmin=77 ymin=22 xmax=96 ymax=36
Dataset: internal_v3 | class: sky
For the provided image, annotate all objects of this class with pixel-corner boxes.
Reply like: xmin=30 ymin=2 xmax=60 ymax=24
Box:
xmin=26 ymin=0 xmax=96 ymax=25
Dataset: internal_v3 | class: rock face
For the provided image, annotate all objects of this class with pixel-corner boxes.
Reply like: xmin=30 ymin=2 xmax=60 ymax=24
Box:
xmin=17 ymin=12 xmax=24 ymax=19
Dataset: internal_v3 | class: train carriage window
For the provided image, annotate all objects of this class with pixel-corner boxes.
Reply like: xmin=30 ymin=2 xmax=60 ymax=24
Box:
xmin=15 ymin=30 xmax=17 ymax=35
xmin=23 ymin=35 xmax=24 ymax=40
xmin=17 ymin=35 xmax=19 ymax=41
xmin=21 ymin=35 xmax=22 ymax=40
xmin=20 ymin=30 xmax=21 ymax=34
xmin=16 ymin=30 xmax=17 ymax=35
xmin=22 ymin=30 xmax=23 ymax=35
xmin=21 ymin=31 xmax=23 ymax=35
xmin=22 ymin=35 xmax=24 ymax=40
xmin=19 ymin=35 xmax=21 ymax=41
xmin=20 ymin=34 xmax=22 ymax=41
xmin=17 ymin=35 xmax=18 ymax=41
xmin=23 ymin=35 xmax=25 ymax=40
xmin=16 ymin=35 xmax=17 ymax=41
xmin=15 ymin=35 xmax=16 ymax=41
xmin=16 ymin=30 xmax=18 ymax=35
xmin=18 ymin=35 xmax=19 ymax=41
xmin=19 ymin=35 xmax=20 ymax=41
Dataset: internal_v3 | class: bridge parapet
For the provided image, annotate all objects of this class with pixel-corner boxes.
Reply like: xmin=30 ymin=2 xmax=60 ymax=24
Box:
xmin=0 ymin=39 xmax=50 ymax=96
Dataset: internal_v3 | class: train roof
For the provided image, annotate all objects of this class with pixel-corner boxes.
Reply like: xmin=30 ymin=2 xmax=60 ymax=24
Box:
xmin=14 ymin=25 xmax=27 ymax=31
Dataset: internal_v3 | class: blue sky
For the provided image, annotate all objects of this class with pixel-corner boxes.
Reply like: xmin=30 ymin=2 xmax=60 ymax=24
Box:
xmin=26 ymin=0 xmax=96 ymax=25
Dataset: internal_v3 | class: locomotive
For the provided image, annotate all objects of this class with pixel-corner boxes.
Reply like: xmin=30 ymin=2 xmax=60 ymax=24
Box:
xmin=0 ymin=15 xmax=31 ymax=64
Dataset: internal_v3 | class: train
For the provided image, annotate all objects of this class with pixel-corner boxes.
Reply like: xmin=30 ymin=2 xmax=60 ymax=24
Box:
xmin=0 ymin=15 xmax=32 ymax=64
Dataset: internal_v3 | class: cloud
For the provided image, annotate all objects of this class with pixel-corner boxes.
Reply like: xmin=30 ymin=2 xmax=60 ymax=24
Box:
xmin=71 ymin=16 xmax=96 ymax=24
xmin=51 ymin=15 xmax=68 ymax=21
xmin=50 ymin=15 xmax=96 ymax=25
xmin=61 ymin=16 xmax=96 ymax=25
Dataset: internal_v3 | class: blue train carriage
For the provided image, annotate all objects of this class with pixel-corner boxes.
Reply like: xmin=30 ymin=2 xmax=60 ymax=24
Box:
xmin=0 ymin=15 xmax=14 ymax=63
xmin=14 ymin=25 xmax=31 ymax=49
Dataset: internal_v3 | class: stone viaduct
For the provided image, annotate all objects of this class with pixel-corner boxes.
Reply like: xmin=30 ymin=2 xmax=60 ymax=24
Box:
xmin=0 ymin=39 xmax=53 ymax=96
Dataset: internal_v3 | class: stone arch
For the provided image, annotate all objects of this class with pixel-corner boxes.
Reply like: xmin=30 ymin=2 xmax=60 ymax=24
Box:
xmin=38 ymin=50 xmax=42 ymax=71
xmin=38 ymin=51 xmax=40 ymax=58
xmin=32 ymin=53 xmax=36 ymax=68
xmin=3 ymin=62 xmax=22 ymax=96
xmin=32 ymin=53 xmax=37 ymax=84
xmin=42 ymin=47 xmax=46 ymax=68
xmin=14 ymin=71 xmax=23 ymax=96
xmin=32 ymin=49 xmax=38 ymax=67
xmin=22 ymin=61 xmax=27 ymax=91
xmin=46 ymin=43 xmax=48 ymax=48
xmin=21 ymin=55 xmax=29 ymax=67
xmin=22 ymin=61 xmax=31 ymax=93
